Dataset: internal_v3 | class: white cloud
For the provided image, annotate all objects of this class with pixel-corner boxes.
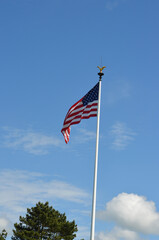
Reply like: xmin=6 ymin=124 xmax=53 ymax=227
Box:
xmin=2 ymin=127 xmax=63 ymax=155
xmin=96 ymin=227 xmax=143 ymax=240
xmin=106 ymin=0 xmax=127 ymax=11
xmin=77 ymin=226 xmax=90 ymax=240
xmin=0 ymin=169 xmax=90 ymax=232
xmin=0 ymin=216 xmax=12 ymax=234
xmin=110 ymin=122 xmax=136 ymax=150
xmin=73 ymin=128 xmax=96 ymax=143
xmin=0 ymin=169 xmax=89 ymax=208
xmin=97 ymin=193 xmax=159 ymax=235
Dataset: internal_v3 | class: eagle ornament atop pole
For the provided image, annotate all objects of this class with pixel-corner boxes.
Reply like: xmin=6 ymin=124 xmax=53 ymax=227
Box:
xmin=97 ymin=66 xmax=106 ymax=73
xmin=90 ymin=66 xmax=106 ymax=240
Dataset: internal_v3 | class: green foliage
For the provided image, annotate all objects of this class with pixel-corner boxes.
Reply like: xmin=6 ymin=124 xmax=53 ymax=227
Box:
xmin=12 ymin=202 xmax=77 ymax=240
xmin=0 ymin=229 xmax=7 ymax=240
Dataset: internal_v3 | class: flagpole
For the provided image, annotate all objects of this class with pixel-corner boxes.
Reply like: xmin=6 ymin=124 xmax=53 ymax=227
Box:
xmin=90 ymin=68 xmax=105 ymax=240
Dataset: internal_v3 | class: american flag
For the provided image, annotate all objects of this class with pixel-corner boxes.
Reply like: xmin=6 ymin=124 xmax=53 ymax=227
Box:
xmin=61 ymin=82 xmax=99 ymax=143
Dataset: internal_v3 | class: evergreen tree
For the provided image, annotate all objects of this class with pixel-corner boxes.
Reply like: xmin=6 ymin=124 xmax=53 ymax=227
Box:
xmin=12 ymin=202 xmax=77 ymax=240
xmin=0 ymin=229 xmax=7 ymax=240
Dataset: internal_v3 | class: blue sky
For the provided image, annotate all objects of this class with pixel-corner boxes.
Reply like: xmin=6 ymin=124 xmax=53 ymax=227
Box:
xmin=0 ymin=0 xmax=159 ymax=239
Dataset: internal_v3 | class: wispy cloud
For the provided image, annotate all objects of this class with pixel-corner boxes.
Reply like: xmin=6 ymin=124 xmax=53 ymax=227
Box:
xmin=110 ymin=122 xmax=136 ymax=150
xmin=97 ymin=193 xmax=159 ymax=238
xmin=2 ymin=127 xmax=63 ymax=155
xmin=77 ymin=226 xmax=90 ymax=240
xmin=96 ymin=227 xmax=143 ymax=240
xmin=73 ymin=128 xmax=96 ymax=143
xmin=106 ymin=0 xmax=127 ymax=11
xmin=0 ymin=216 xmax=12 ymax=234
xmin=0 ymin=169 xmax=90 ymax=233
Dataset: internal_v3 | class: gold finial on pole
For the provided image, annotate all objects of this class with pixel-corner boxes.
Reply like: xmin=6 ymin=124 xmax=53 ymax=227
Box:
xmin=97 ymin=66 xmax=106 ymax=81
xmin=97 ymin=66 xmax=106 ymax=73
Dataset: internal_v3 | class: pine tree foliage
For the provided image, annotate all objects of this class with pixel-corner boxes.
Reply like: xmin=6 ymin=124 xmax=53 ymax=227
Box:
xmin=0 ymin=229 xmax=7 ymax=240
xmin=12 ymin=202 xmax=77 ymax=240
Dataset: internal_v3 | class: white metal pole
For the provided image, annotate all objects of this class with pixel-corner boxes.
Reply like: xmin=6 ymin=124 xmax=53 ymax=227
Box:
xmin=90 ymin=76 xmax=102 ymax=240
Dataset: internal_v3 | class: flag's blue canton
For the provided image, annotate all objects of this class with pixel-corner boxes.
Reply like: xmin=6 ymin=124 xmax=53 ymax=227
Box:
xmin=82 ymin=83 xmax=99 ymax=106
